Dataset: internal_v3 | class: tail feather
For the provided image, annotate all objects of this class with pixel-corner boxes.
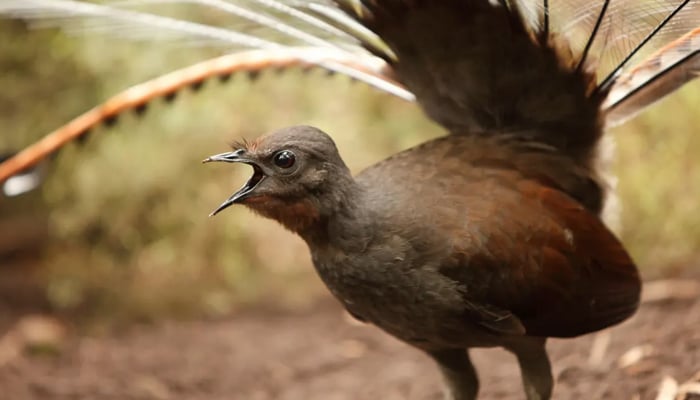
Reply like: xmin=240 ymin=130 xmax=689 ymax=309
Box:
xmin=346 ymin=1 xmax=604 ymax=162
xmin=2 ymin=0 xmax=700 ymax=184
xmin=604 ymin=26 xmax=700 ymax=126
xmin=169 ymin=0 xmax=342 ymax=49
xmin=0 ymin=0 xmax=283 ymax=49
xmin=337 ymin=0 xmax=700 ymax=151
xmin=0 ymin=48 xmax=408 ymax=183
xmin=302 ymin=1 xmax=397 ymax=60
xmin=244 ymin=0 xmax=357 ymax=40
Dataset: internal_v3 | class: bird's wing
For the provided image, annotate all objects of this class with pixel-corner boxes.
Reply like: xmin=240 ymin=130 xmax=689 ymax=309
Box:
xmin=360 ymin=134 xmax=640 ymax=337
xmin=2 ymin=1 xmax=700 ymax=183
xmin=440 ymin=177 xmax=641 ymax=338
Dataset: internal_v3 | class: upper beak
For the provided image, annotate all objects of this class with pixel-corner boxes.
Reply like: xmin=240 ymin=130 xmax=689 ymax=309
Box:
xmin=203 ymin=149 xmax=265 ymax=216
xmin=202 ymin=149 xmax=247 ymax=164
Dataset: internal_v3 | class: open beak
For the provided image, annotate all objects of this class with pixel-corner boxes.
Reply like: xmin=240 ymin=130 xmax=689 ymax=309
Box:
xmin=203 ymin=149 xmax=266 ymax=216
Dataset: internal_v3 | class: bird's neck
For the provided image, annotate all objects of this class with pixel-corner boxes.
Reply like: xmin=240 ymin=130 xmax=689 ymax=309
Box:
xmin=298 ymin=176 xmax=375 ymax=254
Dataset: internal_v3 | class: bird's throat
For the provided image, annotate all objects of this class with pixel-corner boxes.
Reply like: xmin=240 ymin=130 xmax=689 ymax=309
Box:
xmin=244 ymin=196 xmax=321 ymax=234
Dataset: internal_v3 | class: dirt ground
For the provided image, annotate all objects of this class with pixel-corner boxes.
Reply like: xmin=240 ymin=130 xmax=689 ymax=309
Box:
xmin=0 ymin=278 xmax=699 ymax=400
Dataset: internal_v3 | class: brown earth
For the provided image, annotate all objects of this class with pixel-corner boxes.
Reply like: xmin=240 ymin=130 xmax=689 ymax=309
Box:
xmin=0 ymin=278 xmax=699 ymax=400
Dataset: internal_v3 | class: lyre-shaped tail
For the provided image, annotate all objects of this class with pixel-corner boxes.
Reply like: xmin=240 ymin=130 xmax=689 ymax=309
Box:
xmin=334 ymin=1 xmax=700 ymax=158
xmin=604 ymin=27 xmax=700 ymax=126
xmin=1 ymin=0 xmax=700 ymax=187
xmin=0 ymin=47 xmax=407 ymax=183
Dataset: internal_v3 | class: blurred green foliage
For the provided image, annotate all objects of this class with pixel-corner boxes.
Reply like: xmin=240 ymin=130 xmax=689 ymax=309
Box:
xmin=614 ymin=85 xmax=700 ymax=275
xmin=0 ymin=17 xmax=698 ymax=324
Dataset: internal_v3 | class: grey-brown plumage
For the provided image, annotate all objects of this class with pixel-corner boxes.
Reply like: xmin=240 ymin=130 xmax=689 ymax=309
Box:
xmin=205 ymin=125 xmax=640 ymax=400
xmin=9 ymin=0 xmax=694 ymax=398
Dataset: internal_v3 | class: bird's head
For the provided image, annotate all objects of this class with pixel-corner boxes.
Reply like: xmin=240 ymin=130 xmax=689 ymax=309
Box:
xmin=204 ymin=125 xmax=353 ymax=233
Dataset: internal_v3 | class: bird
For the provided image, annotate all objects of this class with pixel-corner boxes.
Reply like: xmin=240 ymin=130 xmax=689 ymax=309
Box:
xmin=1 ymin=1 xmax=700 ymax=399
xmin=202 ymin=125 xmax=640 ymax=400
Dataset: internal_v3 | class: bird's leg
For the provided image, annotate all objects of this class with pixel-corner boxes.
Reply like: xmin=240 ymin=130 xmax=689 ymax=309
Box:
xmin=428 ymin=348 xmax=479 ymax=400
xmin=506 ymin=338 xmax=553 ymax=400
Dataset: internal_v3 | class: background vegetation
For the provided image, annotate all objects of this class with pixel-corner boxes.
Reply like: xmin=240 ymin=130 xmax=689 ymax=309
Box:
xmin=1 ymin=14 xmax=698 ymax=326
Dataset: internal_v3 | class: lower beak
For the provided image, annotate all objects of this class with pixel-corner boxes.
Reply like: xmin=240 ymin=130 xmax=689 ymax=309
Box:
xmin=203 ymin=150 xmax=265 ymax=216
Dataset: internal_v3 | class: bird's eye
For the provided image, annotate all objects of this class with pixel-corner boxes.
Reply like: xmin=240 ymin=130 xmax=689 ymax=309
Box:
xmin=273 ymin=150 xmax=296 ymax=169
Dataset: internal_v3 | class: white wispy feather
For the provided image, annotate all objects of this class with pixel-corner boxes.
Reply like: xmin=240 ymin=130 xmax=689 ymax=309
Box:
xmin=1 ymin=0 xmax=699 ymax=123
xmin=0 ymin=0 xmax=285 ymax=48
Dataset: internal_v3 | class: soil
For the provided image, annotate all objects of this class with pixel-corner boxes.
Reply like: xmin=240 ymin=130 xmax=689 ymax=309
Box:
xmin=1 ymin=280 xmax=699 ymax=400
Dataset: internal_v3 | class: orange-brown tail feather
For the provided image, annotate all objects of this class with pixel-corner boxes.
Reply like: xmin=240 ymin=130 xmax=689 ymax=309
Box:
xmin=0 ymin=48 xmax=406 ymax=183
